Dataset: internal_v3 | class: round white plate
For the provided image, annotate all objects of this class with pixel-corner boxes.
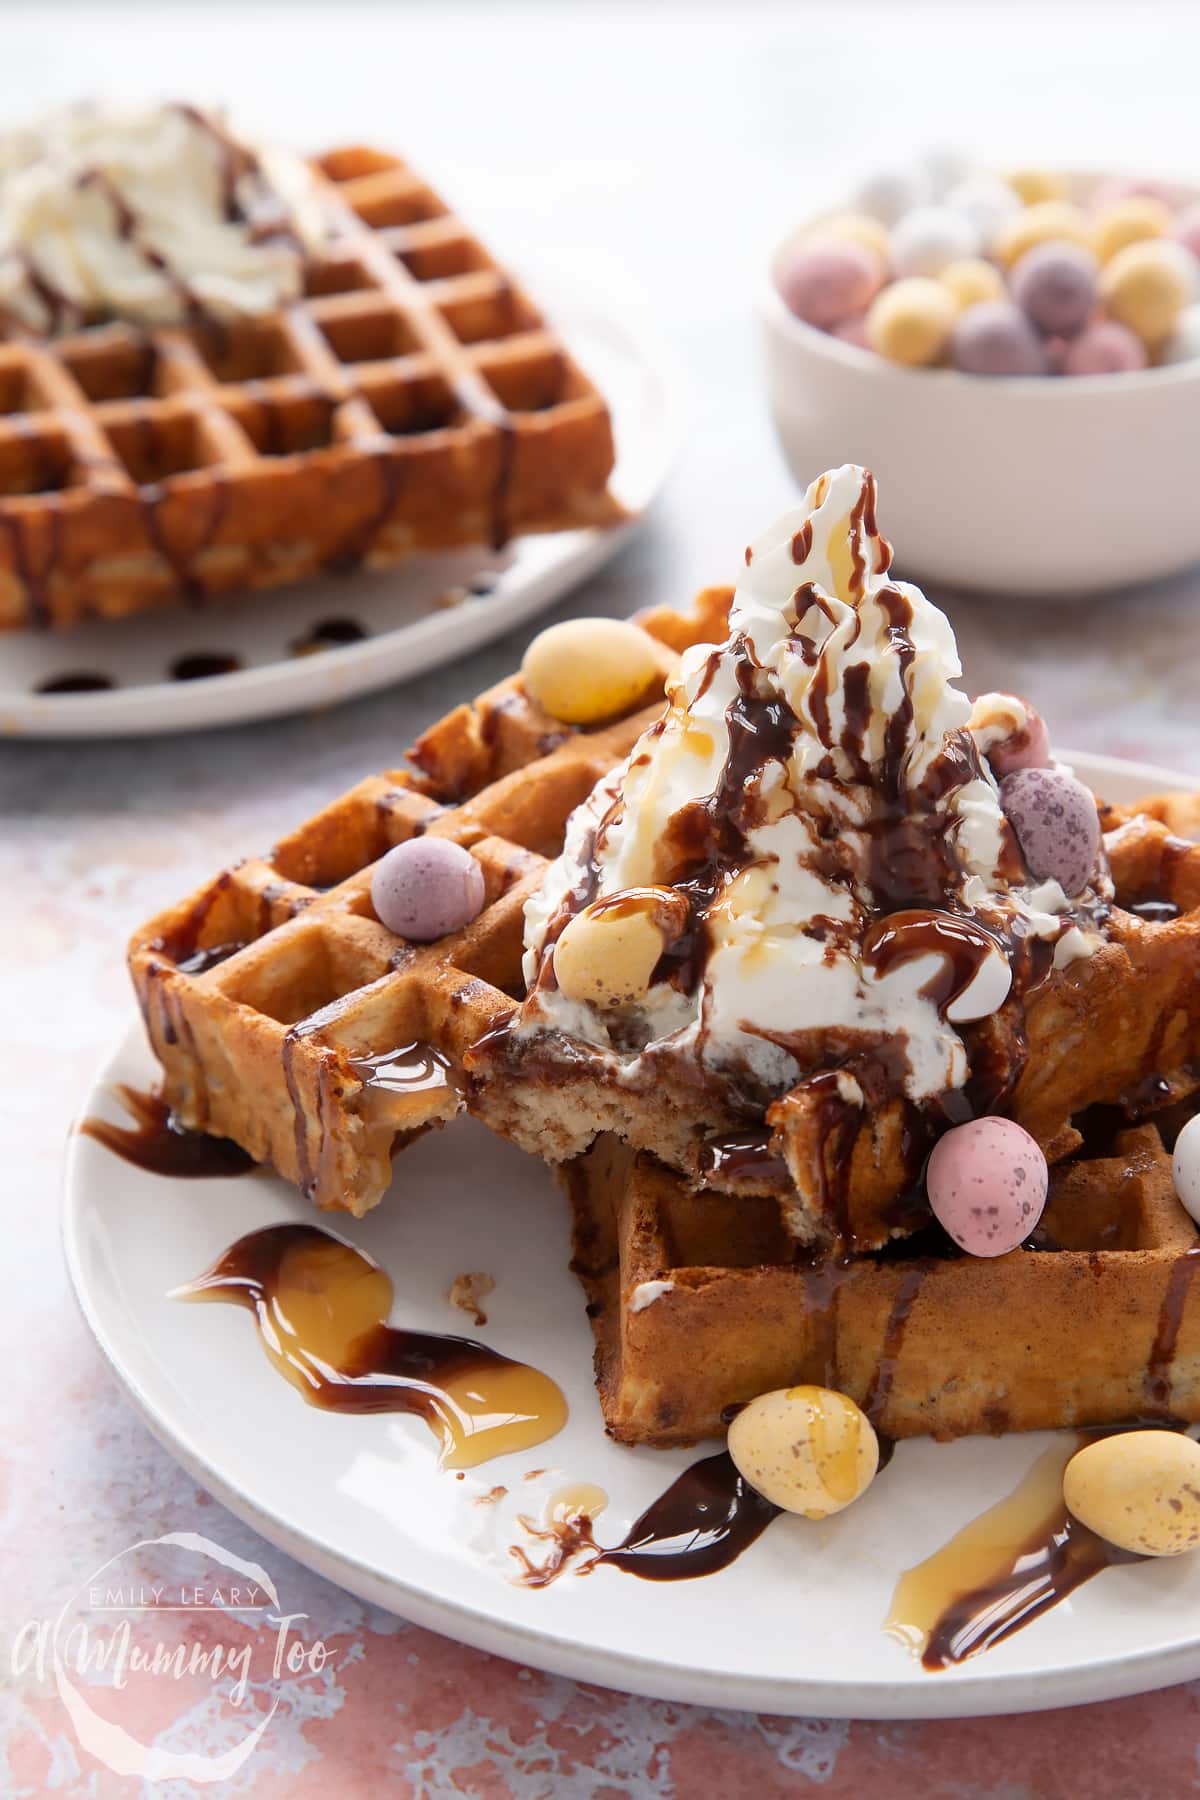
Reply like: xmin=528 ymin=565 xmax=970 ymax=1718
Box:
xmin=64 ymin=752 xmax=1200 ymax=1720
xmin=2 ymin=283 xmax=681 ymax=739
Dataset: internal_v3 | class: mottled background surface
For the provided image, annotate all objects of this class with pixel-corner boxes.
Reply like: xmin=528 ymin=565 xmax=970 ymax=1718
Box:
xmin=5 ymin=1 xmax=1200 ymax=1793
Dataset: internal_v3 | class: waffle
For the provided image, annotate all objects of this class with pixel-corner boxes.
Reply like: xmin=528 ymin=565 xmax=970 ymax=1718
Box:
xmin=563 ymin=1121 xmax=1200 ymax=1446
xmin=468 ymin=779 xmax=1200 ymax=1252
xmin=127 ymin=587 xmax=729 ymax=1213
xmin=0 ymin=145 xmax=621 ymax=631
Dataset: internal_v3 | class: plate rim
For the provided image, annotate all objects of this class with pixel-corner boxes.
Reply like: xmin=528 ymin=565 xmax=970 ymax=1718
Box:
xmin=61 ymin=748 xmax=1200 ymax=1720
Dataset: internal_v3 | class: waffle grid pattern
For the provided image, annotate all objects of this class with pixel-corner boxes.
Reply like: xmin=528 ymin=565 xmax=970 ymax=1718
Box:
xmin=0 ymin=146 xmax=620 ymax=629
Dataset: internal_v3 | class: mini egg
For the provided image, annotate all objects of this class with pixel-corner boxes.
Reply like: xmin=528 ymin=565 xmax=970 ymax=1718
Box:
xmin=1064 ymin=1432 xmax=1200 ymax=1557
xmin=727 ymin=1385 xmax=879 ymax=1518
xmin=1172 ymin=1112 xmax=1200 ymax=1224
xmin=926 ymin=1118 xmax=1048 ymax=1257
xmin=1062 ymin=318 xmax=1148 ymax=375
xmin=851 ymin=167 xmax=930 ymax=225
xmin=370 ymin=837 xmax=485 ymax=941
xmin=807 ymin=211 xmax=893 ymax=265
xmin=939 ymin=257 xmax=1007 ymax=312
xmin=1007 ymin=169 xmax=1069 ymax=206
xmin=521 ymin=618 xmax=664 ymax=725
xmin=951 ymin=301 xmax=1049 ymax=376
xmin=920 ymin=147 xmax=977 ymax=198
xmin=1100 ymin=240 xmax=1195 ymax=346
xmin=1000 ymin=766 xmax=1101 ymax=894
xmin=832 ymin=312 xmax=871 ymax=350
xmin=1091 ymin=195 xmax=1173 ymax=264
xmin=890 ymin=205 xmax=981 ymax=278
xmin=552 ymin=887 xmax=688 ymax=1009
xmin=865 ymin=277 xmax=957 ymax=366
xmin=1172 ymin=202 xmax=1200 ymax=263
xmin=944 ymin=176 xmax=1023 ymax=250
xmin=1010 ymin=241 xmax=1098 ymax=336
xmin=777 ymin=238 xmax=885 ymax=328
xmin=1160 ymin=301 xmax=1200 ymax=365
xmin=1090 ymin=175 xmax=1176 ymax=213
xmin=994 ymin=201 xmax=1092 ymax=269
xmin=972 ymin=693 xmax=1052 ymax=775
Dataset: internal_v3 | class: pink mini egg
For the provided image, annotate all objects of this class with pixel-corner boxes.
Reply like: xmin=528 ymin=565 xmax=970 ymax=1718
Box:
xmin=985 ymin=697 xmax=1051 ymax=776
xmin=1090 ymin=175 xmax=1176 ymax=213
xmin=1000 ymin=766 xmax=1101 ymax=895
xmin=832 ymin=312 xmax=871 ymax=349
xmin=1062 ymin=319 xmax=1147 ymax=375
xmin=371 ymin=837 xmax=486 ymax=941
xmin=927 ymin=1118 xmax=1048 ymax=1257
xmin=777 ymin=239 xmax=885 ymax=329
xmin=1172 ymin=202 xmax=1200 ymax=263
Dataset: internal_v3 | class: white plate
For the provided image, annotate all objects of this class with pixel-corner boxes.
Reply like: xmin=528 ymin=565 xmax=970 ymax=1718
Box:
xmin=63 ymin=752 xmax=1200 ymax=1720
xmin=1 ymin=283 xmax=681 ymax=739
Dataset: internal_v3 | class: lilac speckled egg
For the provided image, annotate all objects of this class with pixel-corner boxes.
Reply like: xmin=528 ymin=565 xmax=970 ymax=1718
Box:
xmin=1062 ymin=318 xmax=1147 ymax=375
xmin=1011 ymin=241 xmax=1098 ymax=336
xmin=951 ymin=301 xmax=1050 ymax=376
xmin=371 ymin=837 xmax=485 ymax=941
xmin=927 ymin=1118 xmax=1048 ymax=1257
xmin=986 ymin=698 xmax=1051 ymax=776
xmin=1173 ymin=203 xmax=1200 ymax=263
xmin=1000 ymin=766 xmax=1101 ymax=895
xmin=777 ymin=240 xmax=884 ymax=329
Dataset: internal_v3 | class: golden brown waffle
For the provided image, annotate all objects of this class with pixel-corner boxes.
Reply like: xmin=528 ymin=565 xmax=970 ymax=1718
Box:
xmin=129 ymin=575 xmax=1200 ymax=1242
xmin=127 ymin=588 xmax=730 ymax=1213
xmin=563 ymin=1123 xmax=1200 ymax=1446
xmin=0 ymin=145 xmax=621 ymax=631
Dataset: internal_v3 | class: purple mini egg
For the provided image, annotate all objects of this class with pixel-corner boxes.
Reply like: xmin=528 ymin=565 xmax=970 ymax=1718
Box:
xmin=371 ymin=837 xmax=486 ymax=941
xmin=1062 ymin=318 xmax=1147 ymax=375
xmin=1000 ymin=766 xmax=1101 ymax=896
xmin=777 ymin=239 xmax=885 ymax=329
xmin=951 ymin=301 xmax=1050 ymax=376
xmin=927 ymin=1118 xmax=1048 ymax=1257
xmin=1010 ymin=240 xmax=1098 ymax=336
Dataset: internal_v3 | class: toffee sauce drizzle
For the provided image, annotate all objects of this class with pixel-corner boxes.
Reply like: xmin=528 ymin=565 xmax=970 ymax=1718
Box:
xmin=80 ymin=1084 xmax=254 ymax=1178
xmin=175 ymin=1222 xmax=567 ymax=1470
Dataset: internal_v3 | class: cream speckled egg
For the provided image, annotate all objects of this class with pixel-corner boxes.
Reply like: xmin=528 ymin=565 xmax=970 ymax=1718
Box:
xmin=728 ymin=1385 xmax=879 ymax=1518
xmin=521 ymin=618 xmax=663 ymax=725
xmin=1007 ymin=168 xmax=1069 ymax=206
xmin=1100 ymin=240 xmax=1195 ymax=346
xmin=993 ymin=201 xmax=1092 ymax=269
xmin=553 ymin=887 xmax=687 ymax=1008
xmin=1063 ymin=1432 xmax=1200 ymax=1557
xmin=939 ymin=257 xmax=1006 ymax=311
xmin=865 ymin=277 xmax=957 ymax=365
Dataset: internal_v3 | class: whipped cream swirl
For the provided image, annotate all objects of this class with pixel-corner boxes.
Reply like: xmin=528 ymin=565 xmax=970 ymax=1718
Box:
xmin=520 ymin=464 xmax=1111 ymax=1108
xmin=0 ymin=103 xmax=331 ymax=333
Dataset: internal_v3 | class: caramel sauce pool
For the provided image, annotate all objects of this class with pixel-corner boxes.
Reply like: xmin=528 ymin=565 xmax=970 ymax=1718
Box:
xmin=174 ymin=1223 xmax=567 ymax=1470
xmin=81 ymin=1084 xmax=254 ymax=1178
xmin=885 ymin=1438 xmax=1140 ymax=1669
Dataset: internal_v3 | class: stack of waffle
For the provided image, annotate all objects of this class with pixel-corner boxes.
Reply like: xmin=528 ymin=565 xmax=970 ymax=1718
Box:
xmin=129 ymin=586 xmax=1200 ymax=1446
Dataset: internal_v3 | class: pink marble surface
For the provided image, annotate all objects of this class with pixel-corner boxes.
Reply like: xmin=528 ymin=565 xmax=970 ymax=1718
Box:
xmin=6 ymin=1 xmax=1200 ymax=1791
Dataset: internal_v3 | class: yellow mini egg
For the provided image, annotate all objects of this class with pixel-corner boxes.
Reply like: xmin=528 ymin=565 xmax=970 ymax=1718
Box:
xmin=728 ymin=1385 xmax=879 ymax=1519
xmin=993 ymin=200 xmax=1092 ymax=268
xmin=864 ymin=277 xmax=957 ymax=366
xmin=552 ymin=887 xmax=687 ymax=1009
xmin=1099 ymin=239 xmax=1194 ymax=345
xmin=807 ymin=211 xmax=893 ymax=264
xmin=1007 ymin=168 xmax=1069 ymax=206
xmin=1091 ymin=195 xmax=1173 ymax=264
xmin=521 ymin=618 xmax=664 ymax=725
xmin=939 ymin=257 xmax=1007 ymax=311
xmin=1063 ymin=1431 xmax=1200 ymax=1557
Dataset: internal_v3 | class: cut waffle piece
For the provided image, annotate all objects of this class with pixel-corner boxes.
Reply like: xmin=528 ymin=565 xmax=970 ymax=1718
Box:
xmin=127 ymin=589 xmax=729 ymax=1213
xmin=564 ymin=1124 xmax=1200 ymax=1446
xmin=0 ymin=145 xmax=621 ymax=631
xmin=468 ymin=793 xmax=1200 ymax=1250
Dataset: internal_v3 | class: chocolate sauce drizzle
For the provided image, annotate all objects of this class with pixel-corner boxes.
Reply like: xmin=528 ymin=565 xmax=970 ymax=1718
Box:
xmin=592 ymin=1451 xmax=780 ymax=1581
xmin=80 ymin=1084 xmax=253 ymax=1178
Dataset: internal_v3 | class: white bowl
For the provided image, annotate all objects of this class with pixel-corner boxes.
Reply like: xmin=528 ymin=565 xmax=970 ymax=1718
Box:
xmin=760 ymin=236 xmax=1200 ymax=598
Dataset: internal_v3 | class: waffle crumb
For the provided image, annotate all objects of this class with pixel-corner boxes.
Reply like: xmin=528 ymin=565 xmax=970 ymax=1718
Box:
xmin=448 ymin=1271 xmax=496 ymax=1327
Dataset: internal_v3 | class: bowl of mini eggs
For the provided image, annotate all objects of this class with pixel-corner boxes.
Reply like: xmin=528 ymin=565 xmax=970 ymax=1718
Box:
xmin=761 ymin=156 xmax=1200 ymax=596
